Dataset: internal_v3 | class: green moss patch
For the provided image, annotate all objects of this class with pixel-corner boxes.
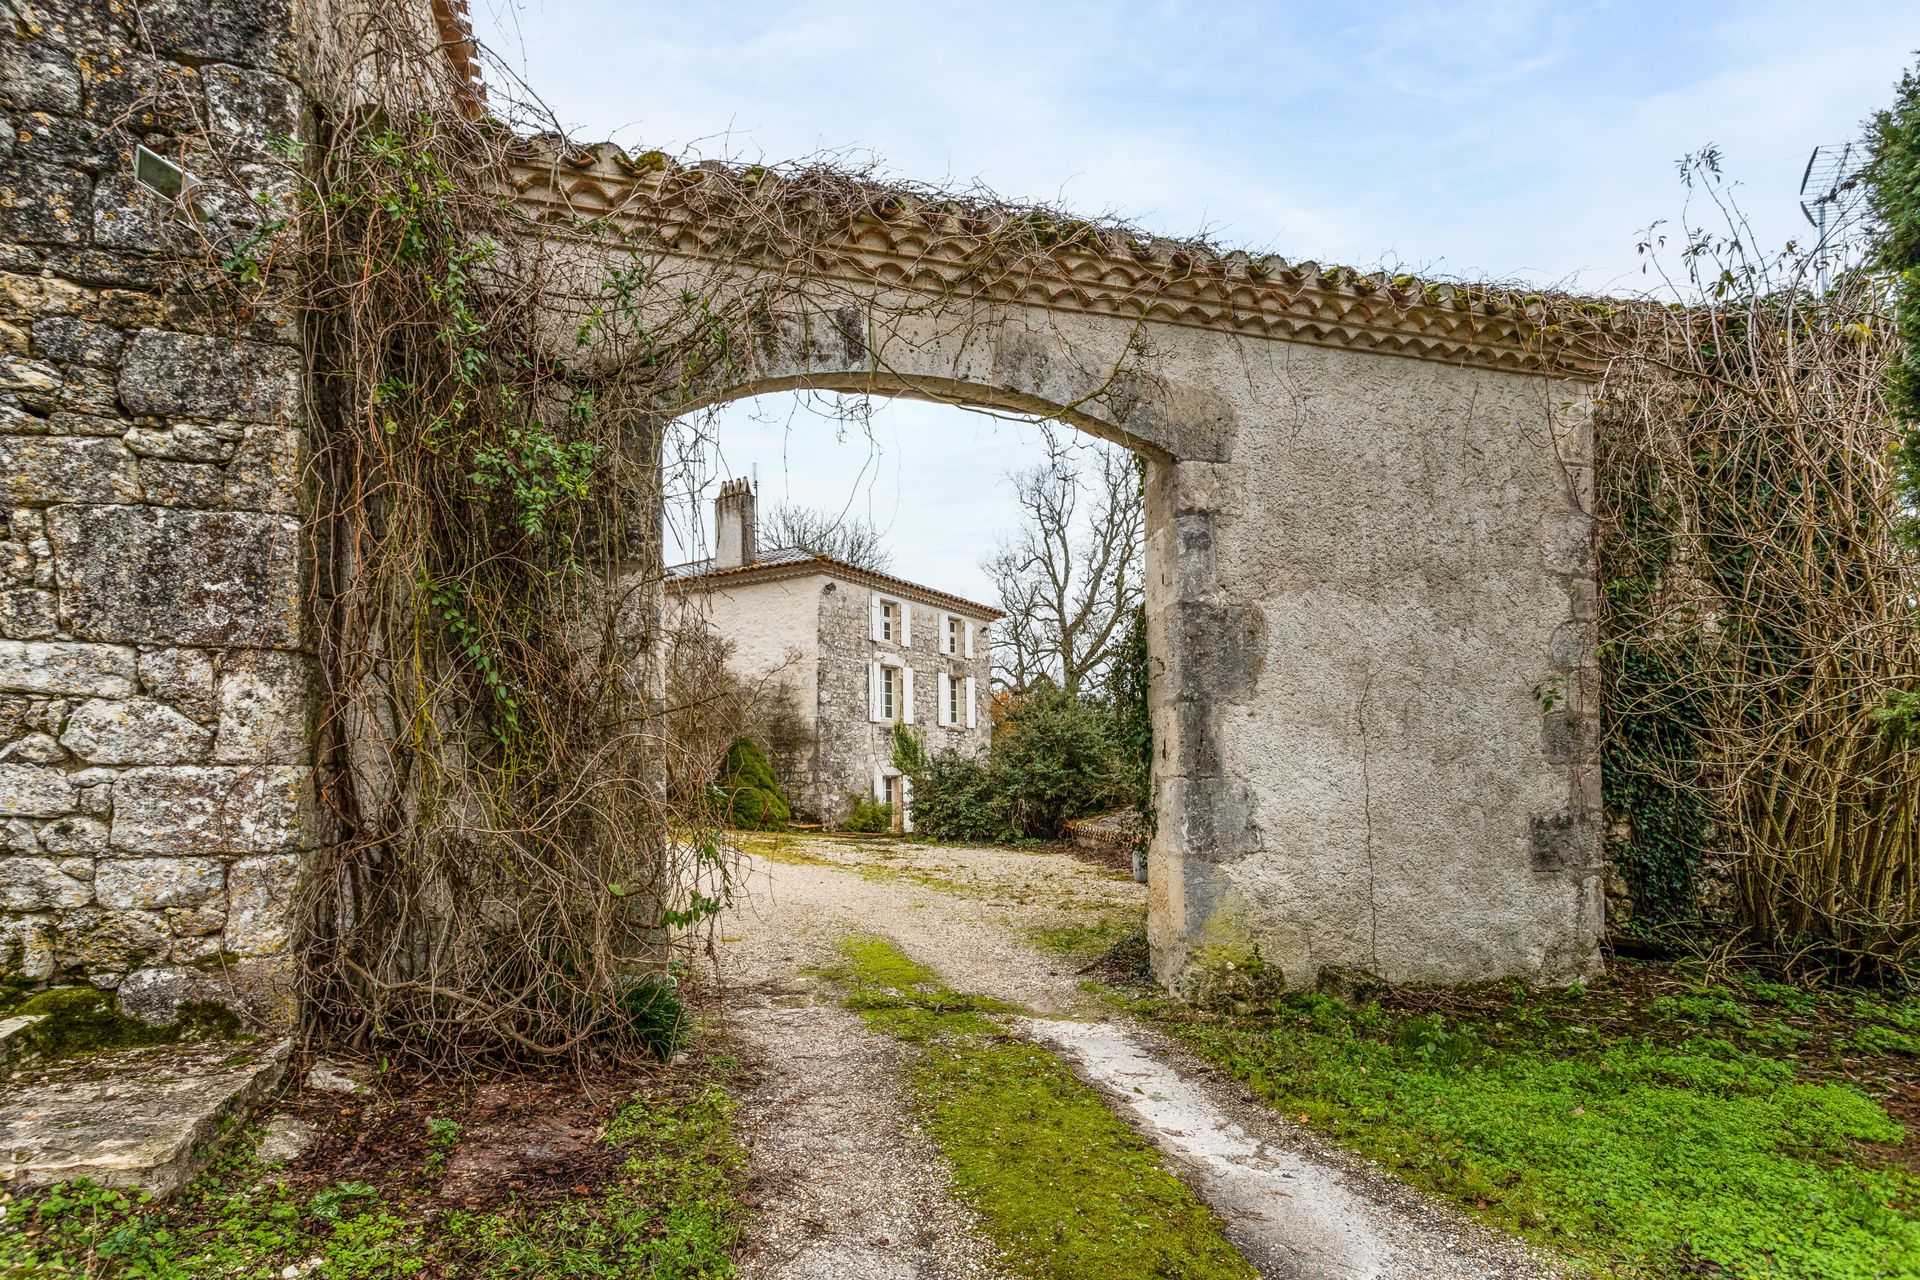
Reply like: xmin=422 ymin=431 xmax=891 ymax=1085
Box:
xmin=1112 ymin=962 xmax=1920 ymax=1280
xmin=822 ymin=935 xmax=1256 ymax=1280
xmin=3 ymin=986 xmax=241 ymax=1061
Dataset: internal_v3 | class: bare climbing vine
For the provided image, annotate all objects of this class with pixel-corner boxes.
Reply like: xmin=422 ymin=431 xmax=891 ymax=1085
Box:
xmin=1594 ymin=155 xmax=1920 ymax=974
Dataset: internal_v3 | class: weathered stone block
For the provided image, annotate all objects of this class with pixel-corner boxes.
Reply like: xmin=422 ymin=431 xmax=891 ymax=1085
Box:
xmin=138 ymin=459 xmax=226 ymax=508
xmin=53 ymin=905 xmax=167 ymax=971
xmin=0 ymin=587 xmax=57 ymax=638
xmin=32 ymin=315 xmax=125 ymax=367
xmin=38 ymin=815 xmax=107 ymax=856
xmin=4 ymin=731 xmax=64 ymax=763
xmin=60 ymin=696 xmax=214 ymax=764
xmin=0 ymin=913 xmax=56 ymax=979
xmin=42 ymin=409 xmax=127 ymax=436
xmin=118 ymin=330 xmax=300 ymax=423
xmin=0 ymin=159 xmax=89 ymax=244
xmin=109 ymin=764 xmax=309 ymax=854
xmin=0 ymin=435 xmax=139 ymax=504
xmin=1 ymin=816 xmax=38 ymax=852
xmin=203 ymin=65 xmax=301 ymax=155
xmin=227 ymin=853 xmax=297 ymax=955
xmin=0 ymin=764 xmax=74 ymax=816
xmin=138 ymin=647 xmax=216 ymax=722
xmin=138 ymin=0 xmax=292 ymax=65
xmin=96 ymin=857 xmax=224 ymax=909
xmin=90 ymin=172 xmax=164 ymax=252
xmin=0 ymin=856 xmax=89 ymax=910
xmin=123 ymin=421 xmax=243 ymax=463
xmin=225 ymin=420 xmax=300 ymax=512
xmin=0 ymin=355 xmax=61 ymax=395
xmin=0 ymin=31 xmax=84 ymax=114
xmin=0 ymin=639 xmax=138 ymax=696
xmin=215 ymin=649 xmax=308 ymax=764
xmin=46 ymin=505 xmax=300 ymax=647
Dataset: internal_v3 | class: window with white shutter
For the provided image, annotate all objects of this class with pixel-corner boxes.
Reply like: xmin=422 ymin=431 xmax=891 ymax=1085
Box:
xmin=942 ymin=614 xmax=959 ymax=655
xmin=901 ymin=666 xmax=915 ymax=724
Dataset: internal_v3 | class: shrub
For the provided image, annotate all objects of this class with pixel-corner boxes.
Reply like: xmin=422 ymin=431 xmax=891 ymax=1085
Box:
xmin=720 ymin=738 xmax=790 ymax=831
xmin=911 ymin=748 xmax=1012 ymax=842
xmin=841 ymin=796 xmax=893 ymax=833
xmin=990 ymin=684 xmax=1124 ymax=839
xmin=907 ymin=684 xmax=1127 ymax=842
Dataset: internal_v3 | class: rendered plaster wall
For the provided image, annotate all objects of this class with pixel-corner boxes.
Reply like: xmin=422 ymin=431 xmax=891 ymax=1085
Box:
xmin=0 ymin=1 xmax=313 ymax=1009
xmin=1145 ymin=345 xmax=1601 ymax=993
xmin=670 ymin=572 xmax=823 ymax=807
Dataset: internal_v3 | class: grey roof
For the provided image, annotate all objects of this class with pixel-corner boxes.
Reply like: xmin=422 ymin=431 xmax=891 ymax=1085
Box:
xmin=664 ymin=545 xmax=817 ymax=580
xmin=664 ymin=545 xmax=1003 ymax=619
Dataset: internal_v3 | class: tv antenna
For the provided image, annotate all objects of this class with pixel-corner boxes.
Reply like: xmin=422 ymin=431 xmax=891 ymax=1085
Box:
xmin=1800 ymin=142 xmax=1864 ymax=293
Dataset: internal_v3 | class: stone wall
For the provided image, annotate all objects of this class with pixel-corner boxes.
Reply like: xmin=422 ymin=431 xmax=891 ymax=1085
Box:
xmin=0 ymin=1 xmax=313 ymax=1010
xmin=814 ymin=582 xmax=991 ymax=826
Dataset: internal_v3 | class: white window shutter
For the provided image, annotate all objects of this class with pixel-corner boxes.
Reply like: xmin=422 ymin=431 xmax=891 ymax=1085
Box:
xmin=900 ymin=603 xmax=912 ymax=648
xmin=939 ymin=612 xmax=951 ymax=654
xmin=901 ymin=775 xmax=915 ymax=832
xmin=873 ymin=766 xmax=885 ymax=801
xmin=869 ymin=594 xmax=883 ymax=642
xmin=868 ymin=662 xmax=884 ymax=723
xmin=965 ymin=675 xmax=977 ymax=728
xmin=901 ymin=666 xmax=915 ymax=724
xmin=964 ymin=621 xmax=975 ymax=659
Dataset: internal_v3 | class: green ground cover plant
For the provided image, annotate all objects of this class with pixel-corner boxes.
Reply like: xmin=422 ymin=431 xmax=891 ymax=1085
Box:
xmin=1110 ymin=956 xmax=1920 ymax=1279
xmin=0 ymin=1065 xmax=746 ymax=1279
xmin=822 ymin=936 xmax=1256 ymax=1280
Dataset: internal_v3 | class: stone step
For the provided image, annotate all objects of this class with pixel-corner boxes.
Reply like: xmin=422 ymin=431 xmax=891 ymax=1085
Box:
xmin=0 ymin=1015 xmax=47 ymax=1073
xmin=0 ymin=1038 xmax=289 ymax=1197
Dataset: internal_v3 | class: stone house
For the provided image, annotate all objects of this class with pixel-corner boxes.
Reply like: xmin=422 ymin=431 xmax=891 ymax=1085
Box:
xmin=667 ymin=479 xmax=997 ymax=828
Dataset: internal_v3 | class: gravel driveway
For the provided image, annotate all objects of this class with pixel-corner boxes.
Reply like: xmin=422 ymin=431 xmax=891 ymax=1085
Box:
xmin=712 ymin=834 xmax=1559 ymax=1280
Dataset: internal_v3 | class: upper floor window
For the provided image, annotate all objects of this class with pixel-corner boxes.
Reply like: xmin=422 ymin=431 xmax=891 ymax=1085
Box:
xmin=881 ymin=664 xmax=898 ymax=719
xmin=938 ymin=612 xmax=976 ymax=658
xmin=870 ymin=595 xmax=911 ymax=646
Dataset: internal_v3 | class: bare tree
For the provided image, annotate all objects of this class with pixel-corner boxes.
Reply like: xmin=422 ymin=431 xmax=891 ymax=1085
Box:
xmin=984 ymin=425 xmax=1144 ymax=697
xmin=760 ymin=501 xmax=894 ymax=571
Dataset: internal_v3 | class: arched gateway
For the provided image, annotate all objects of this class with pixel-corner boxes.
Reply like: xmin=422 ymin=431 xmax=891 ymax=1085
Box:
xmin=0 ymin=0 xmax=1600 ymax=1004
xmin=506 ymin=143 xmax=1605 ymax=995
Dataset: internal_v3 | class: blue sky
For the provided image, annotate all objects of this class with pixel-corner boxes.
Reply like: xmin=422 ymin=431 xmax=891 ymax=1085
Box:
xmin=474 ymin=0 xmax=1919 ymax=601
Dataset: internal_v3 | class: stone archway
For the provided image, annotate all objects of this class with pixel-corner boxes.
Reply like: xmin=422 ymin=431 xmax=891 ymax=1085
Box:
xmin=514 ymin=146 xmax=1606 ymax=995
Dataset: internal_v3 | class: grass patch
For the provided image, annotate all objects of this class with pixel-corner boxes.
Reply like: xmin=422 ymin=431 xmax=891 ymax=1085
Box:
xmin=0 ymin=1063 xmax=746 ymax=1278
xmin=822 ymin=935 xmax=1256 ymax=1280
xmin=1023 ymin=911 xmax=1144 ymax=965
xmin=1108 ymin=957 xmax=1920 ymax=1279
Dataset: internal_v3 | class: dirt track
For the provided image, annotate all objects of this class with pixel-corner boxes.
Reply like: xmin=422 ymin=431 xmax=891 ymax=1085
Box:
xmin=713 ymin=834 xmax=1558 ymax=1280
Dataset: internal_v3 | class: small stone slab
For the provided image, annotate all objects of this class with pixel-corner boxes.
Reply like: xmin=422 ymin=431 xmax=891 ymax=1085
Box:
xmin=0 ymin=1038 xmax=289 ymax=1197
xmin=0 ymin=1015 xmax=46 ymax=1072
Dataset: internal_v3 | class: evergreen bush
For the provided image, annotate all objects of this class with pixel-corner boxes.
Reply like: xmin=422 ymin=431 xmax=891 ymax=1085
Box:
xmin=720 ymin=739 xmax=791 ymax=831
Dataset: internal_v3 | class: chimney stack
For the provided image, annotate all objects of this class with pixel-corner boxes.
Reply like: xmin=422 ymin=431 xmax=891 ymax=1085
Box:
xmin=714 ymin=477 xmax=757 ymax=568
